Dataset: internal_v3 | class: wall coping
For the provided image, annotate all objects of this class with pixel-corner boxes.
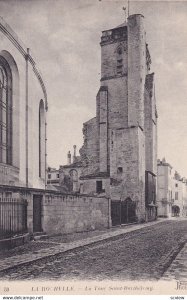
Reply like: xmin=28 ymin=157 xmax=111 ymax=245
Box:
xmin=0 ymin=184 xmax=109 ymax=199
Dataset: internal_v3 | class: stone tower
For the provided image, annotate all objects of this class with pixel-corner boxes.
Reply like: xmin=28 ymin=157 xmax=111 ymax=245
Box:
xmin=80 ymin=14 xmax=157 ymax=223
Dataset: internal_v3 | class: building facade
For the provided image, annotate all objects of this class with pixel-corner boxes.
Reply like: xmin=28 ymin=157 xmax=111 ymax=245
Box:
xmin=47 ymin=167 xmax=60 ymax=186
xmin=157 ymin=158 xmax=187 ymax=217
xmin=59 ymin=146 xmax=83 ymax=193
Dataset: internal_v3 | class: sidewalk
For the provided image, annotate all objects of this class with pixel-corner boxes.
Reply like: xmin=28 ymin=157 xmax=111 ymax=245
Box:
xmin=161 ymin=242 xmax=187 ymax=281
xmin=0 ymin=218 xmax=176 ymax=273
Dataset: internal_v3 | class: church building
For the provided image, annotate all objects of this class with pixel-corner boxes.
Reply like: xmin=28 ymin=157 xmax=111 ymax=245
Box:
xmin=0 ymin=17 xmax=47 ymax=189
xmin=0 ymin=17 xmax=48 ymax=237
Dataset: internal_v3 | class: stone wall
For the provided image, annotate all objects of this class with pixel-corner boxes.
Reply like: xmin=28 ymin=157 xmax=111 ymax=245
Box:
xmin=110 ymin=126 xmax=146 ymax=221
xmin=0 ymin=186 xmax=111 ymax=235
xmin=80 ymin=177 xmax=110 ymax=197
xmin=43 ymin=193 xmax=111 ymax=235
xmin=128 ymin=14 xmax=146 ymax=129
xmin=80 ymin=117 xmax=99 ymax=176
xmin=101 ymin=37 xmax=127 ymax=80
xmin=144 ymin=73 xmax=157 ymax=174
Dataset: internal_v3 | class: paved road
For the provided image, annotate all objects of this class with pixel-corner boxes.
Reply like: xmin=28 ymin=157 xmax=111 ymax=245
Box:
xmin=1 ymin=220 xmax=187 ymax=281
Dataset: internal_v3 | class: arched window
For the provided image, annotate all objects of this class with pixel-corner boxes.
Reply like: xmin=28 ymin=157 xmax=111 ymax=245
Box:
xmin=39 ymin=100 xmax=45 ymax=178
xmin=0 ymin=57 xmax=12 ymax=165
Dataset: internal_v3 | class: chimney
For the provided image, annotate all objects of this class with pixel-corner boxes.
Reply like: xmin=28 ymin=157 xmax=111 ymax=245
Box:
xmin=73 ymin=145 xmax=76 ymax=163
xmin=67 ymin=151 xmax=71 ymax=165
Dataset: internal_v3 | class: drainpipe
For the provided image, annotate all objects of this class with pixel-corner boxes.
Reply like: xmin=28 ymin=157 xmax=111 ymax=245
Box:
xmin=108 ymin=197 xmax=111 ymax=228
xmin=45 ymin=117 xmax=47 ymax=190
xmin=25 ymin=48 xmax=29 ymax=187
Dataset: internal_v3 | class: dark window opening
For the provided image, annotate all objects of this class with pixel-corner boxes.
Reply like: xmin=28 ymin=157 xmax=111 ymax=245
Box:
xmin=117 ymin=59 xmax=123 ymax=65
xmin=116 ymin=46 xmax=123 ymax=75
xmin=117 ymin=167 xmax=123 ymax=174
xmin=117 ymin=48 xmax=122 ymax=55
xmin=96 ymin=180 xmax=103 ymax=193
xmin=48 ymin=174 xmax=51 ymax=179
xmin=57 ymin=173 xmax=59 ymax=178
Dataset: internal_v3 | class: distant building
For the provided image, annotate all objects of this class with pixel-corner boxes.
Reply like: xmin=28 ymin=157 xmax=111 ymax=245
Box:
xmin=47 ymin=167 xmax=60 ymax=186
xmin=59 ymin=145 xmax=83 ymax=193
xmin=157 ymin=158 xmax=187 ymax=217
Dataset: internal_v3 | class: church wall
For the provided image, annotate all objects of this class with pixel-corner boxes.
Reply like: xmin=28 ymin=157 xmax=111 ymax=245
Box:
xmin=0 ymin=32 xmax=26 ymax=186
xmin=28 ymin=62 xmax=46 ymax=189
xmin=0 ymin=28 xmax=46 ymax=189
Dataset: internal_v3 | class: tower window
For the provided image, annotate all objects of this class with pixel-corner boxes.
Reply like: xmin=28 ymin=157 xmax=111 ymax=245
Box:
xmin=96 ymin=180 xmax=103 ymax=193
xmin=117 ymin=167 xmax=123 ymax=174
xmin=116 ymin=46 xmax=123 ymax=75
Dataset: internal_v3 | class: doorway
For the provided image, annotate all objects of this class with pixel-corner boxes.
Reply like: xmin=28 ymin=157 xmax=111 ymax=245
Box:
xmin=33 ymin=194 xmax=42 ymax=232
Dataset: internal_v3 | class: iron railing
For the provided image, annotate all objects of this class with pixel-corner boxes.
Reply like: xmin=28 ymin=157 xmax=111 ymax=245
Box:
xmin=0 ymin=197 xmax=28 ymax=239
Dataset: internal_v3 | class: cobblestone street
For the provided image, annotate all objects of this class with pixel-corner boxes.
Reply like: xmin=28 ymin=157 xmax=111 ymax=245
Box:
xmin=0 ymin=219 xmax=187 ymax=281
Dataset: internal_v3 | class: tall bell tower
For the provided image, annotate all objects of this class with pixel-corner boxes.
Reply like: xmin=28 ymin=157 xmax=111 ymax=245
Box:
xmin=80 ymin=14 xmax=157 ymax=222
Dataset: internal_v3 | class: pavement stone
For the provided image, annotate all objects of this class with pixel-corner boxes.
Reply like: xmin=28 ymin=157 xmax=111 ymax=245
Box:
xmin=0 ymin=219 xmax=168 ymax=273
xmin=162 ymin=242 xmax=187 ymax=281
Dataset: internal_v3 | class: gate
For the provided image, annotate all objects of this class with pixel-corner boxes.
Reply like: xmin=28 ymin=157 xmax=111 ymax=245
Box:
xmin=111 ymin=198 xmax=137 ymax=226
xmin=0 ymin=197 xmax=28 ymax=239
xmin=121 ymin=198 xmax=136 ymax=224
xmin=33 ymin=195 xmax=42 ymax=232
xmin=111 ymin=200 xmax=121 ymax=226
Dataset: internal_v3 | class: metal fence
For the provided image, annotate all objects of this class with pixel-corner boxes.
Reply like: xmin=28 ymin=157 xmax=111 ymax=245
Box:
xmin=0 ymin=198 xmax=28 ymax=239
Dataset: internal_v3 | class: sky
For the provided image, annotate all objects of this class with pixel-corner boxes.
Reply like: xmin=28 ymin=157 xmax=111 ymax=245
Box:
xmin=0 ymin=0 xmax=187 ymax=176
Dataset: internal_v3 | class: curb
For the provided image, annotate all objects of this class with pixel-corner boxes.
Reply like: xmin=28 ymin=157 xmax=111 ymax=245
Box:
xmin=0 ymin=233 xmax=30 ymax=250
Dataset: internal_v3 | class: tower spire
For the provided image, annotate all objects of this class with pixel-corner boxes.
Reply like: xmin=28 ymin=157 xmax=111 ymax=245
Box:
xmin=122 ymin=0 xmax=130 ymax=22
xmin=122 ymin=6 xmax=127 ymax=22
